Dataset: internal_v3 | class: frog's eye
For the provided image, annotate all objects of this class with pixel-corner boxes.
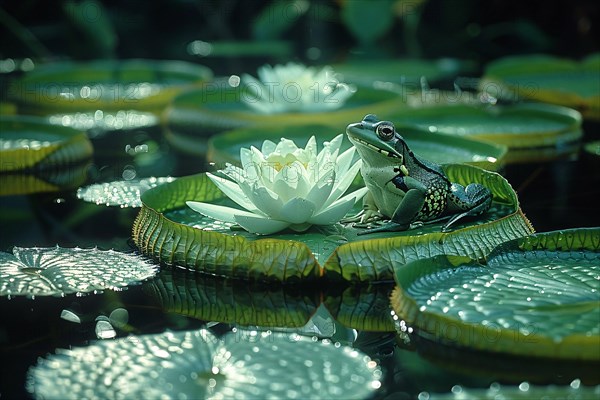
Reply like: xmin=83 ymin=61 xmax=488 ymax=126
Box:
xmin=376 ymin=123 xmax=395 ymax=141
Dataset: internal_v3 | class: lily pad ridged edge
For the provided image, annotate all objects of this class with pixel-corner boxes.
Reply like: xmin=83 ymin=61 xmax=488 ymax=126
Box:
xmin=323 ymin=164 xmax=535 ymax=282
xmin=132 ymin=173 xmax=321 ymax=282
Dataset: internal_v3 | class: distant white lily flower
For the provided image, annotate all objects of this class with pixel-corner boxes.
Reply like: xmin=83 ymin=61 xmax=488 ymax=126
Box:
xmin=241 ymin=63 xmax=356 ymax=114
xmin=187 ymin=134 xmax=367 ymax=235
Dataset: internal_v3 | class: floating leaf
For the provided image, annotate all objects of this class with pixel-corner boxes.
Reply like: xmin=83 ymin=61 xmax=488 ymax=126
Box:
xmin=27 ymin=328 xmax=382 ymax=399
xmin=133 ymin=162 xmax=532 ymax=282
xmin=0 ymin=163 xmax=90 ymax=196
xmin=0 ymin=247 xmax=158 ymax=298
xmin=208 ymin=124 xmax=506 ymax=171
xmin=333 ymin=58 xmax=472 ymax=88
xmin=323 ymin=163 xmax=533 ymax=282
xmin=132 ymin=173 xmax=321 ymax=282
xmin=0 ymin=115 xmax=93 ymax=172
xmin=390 ymin=228 xmax=600 ymax=360
xmin=9 ymin=59 xmax=212 ymax=114
xmin=164 ymin=84 xmax=402 ymax=156
xmin=77 ymin=177 xmax=176 ymax=208
xmin=481 ymin=53 xmax=600 ymax=120
xmin=144 ymin=268 xmax=319 ymax=327
xmin=388 ymin=103 xmax=582 ymax=163
xmin=426 ymin=380 xmax=600 ymax=400
xmin=47 ymin=110 xmax=159 ymax=133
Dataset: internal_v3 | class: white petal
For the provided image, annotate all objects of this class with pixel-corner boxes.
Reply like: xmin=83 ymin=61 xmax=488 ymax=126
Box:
xmin=304 ymin=136 xmax=317 ymax=159
xmin=272 ymin=167 xmax=299 ymax=202
xmin=274 ymin=137 xmax=299 ymax=155
xmin=308 ymin=197 xmax=355 ymax=225
xmin=186 ymin=201 xmax=259 ymax=224
xmin=305 ymin=172 xmax=334 ymax=209
xmin=239 ymin=147 xmax=264 ymax=181
xmin=310 ymin=187 xmax=368 ymax=225
xmin=279 ymin=198 xmax=316 ymax=224
xmin=327 ymin=134 xmax=344 ymax=157
xmin=234 ymin=214 xmax=290 ymax=235
xmin=221 ymin=164 xmax=246 ymax=183
xmin=261 ymin=139 xmax=277 ymax=155
xmin=245 ymin=185 xmax=283 ymax=218
xmin=259 ymin=163 xmax=279 ymax=189
xmin=324 ymin=159 xmax=362 ymax=209
xmin=206 ymin=173 xmax=260 ymax=213
xmin=334 ymin=146 xmax=356 ymax=177
xmin=289 ymin=222 xmax=312 ymax=232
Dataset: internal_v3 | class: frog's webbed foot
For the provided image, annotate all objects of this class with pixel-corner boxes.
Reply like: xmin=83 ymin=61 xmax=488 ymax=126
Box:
xmin=341 ymin=209 xmax=385 ymax=225
xmin=444 ymin=183 xmax=493 ymax=232
xmin=356 ymin=220 xmax=409 ymax=235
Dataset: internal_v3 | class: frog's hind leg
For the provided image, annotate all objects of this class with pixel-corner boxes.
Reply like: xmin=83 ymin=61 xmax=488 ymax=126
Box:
xmin=443 ymin=183 xmax=492 ymax=232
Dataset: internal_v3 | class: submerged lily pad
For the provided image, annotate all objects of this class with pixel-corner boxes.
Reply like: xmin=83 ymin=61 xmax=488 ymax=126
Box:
xmin=390 ymin=228 xmax=600 ymax=360
xmin=388 ymin=103 xmax=582 ymax=163
xmin=0 ymin=246 xmax=158 ymax=298
xmin=0 ymin=116 xmax=93 ymax=172
xmin=427 ymin=381 xmax=600 ymax=400
xmin=9 ymin=59 xmax=212 ymax=114
xmin=164 ymin=84 xmax=403 ymax=156
xmin=133 ymin=163 xmax=532 ymax=283
xmin=145 ymin=268 xmax=319 ymax=327
xmin=208 ymin=125 xmax=506 ymax=171
xmin=481 ymin=53 xmax=600 ymax=120
xmin=77 ymin=177 xmax=176 ymax=208
xmin=27 ymin=328 xmax=382 ymax=399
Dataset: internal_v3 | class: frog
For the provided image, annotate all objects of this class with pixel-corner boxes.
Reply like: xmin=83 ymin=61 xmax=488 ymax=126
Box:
xmin=344 ymin=114 xmax=492 ymax=235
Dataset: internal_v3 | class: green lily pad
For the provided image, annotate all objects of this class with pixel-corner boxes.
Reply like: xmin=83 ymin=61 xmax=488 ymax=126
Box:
xmin=323 ymin=163 xmax=534 ymax=282
xmin=333 ymin=58 xmax=473 ymax=88
xmin=390 ymin=228 xmax=600 ymax=360
xmin=27 ymin=328 xmax=382 ymax=399
xmin=409 ymin=332 xmax=600 ymax=385
xmin=9 ymin=59 xmax=212 ymax=114
xmin=208 ymin=124 xmax=506 ymax=171
xmin=0 ymin=115 xmax=93 ymax=172
xmin=0 ymin=246 xmax=158 ymax=298
xmin=481 ymin=53 xmax=600 ymax=120
xmin=164 ymin=84 xmax=404 ymax=156
xmin=144 ymin=268 xmax=319 ymax=327
xmin=387 ymin=103 xmax=582 ymax=163
xmin=46 ymin=110 xmax=159 ymax=133
xmin=132 ymin=163 xmax=532 ymax=282
xmin=426 ymin=381 xmax=600 ymax=400
xmin=0 ymin=163 xmax=90 ymax=196
xmin=132 ymin=173 xmax=321 ymax=282
xmin=77 ymin=177 xmax=176 ymax=208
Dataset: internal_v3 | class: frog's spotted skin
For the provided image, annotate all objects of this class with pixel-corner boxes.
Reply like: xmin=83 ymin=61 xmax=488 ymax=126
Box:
xmin=345 ymin=114 xmax=492 ymax=234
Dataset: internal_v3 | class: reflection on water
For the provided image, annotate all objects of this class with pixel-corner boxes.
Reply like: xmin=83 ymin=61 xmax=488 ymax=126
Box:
xmin=1 ymin=117 xmax=599 ymax=399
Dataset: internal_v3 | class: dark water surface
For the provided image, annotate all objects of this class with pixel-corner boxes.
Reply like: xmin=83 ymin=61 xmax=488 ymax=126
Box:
xmin=1 ymin=120 xmax=599 ymax=399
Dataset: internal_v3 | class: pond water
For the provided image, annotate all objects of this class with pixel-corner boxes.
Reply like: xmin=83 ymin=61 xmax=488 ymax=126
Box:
xmin=1 ymin=120 xmax=599 ymax=399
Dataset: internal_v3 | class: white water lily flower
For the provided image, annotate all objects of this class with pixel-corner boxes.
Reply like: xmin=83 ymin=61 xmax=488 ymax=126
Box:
xmin=187 ymin=134 xmax=367 ymax=235
xmin=241 ymin=62 xmax=356 ymax=114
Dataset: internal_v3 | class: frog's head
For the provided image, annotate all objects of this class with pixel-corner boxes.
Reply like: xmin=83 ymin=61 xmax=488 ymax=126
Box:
xmin=346 ymin=114 xmax=406 ymax=167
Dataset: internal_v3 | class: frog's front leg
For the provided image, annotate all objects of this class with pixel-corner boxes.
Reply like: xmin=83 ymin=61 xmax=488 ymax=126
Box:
xmin=443 ymin=183 xmax=492 ymax=232
xmin=357 ymin=176 xmax=427 ymax=235
xmin=341 ymin=191 xmax=384 ymax=225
